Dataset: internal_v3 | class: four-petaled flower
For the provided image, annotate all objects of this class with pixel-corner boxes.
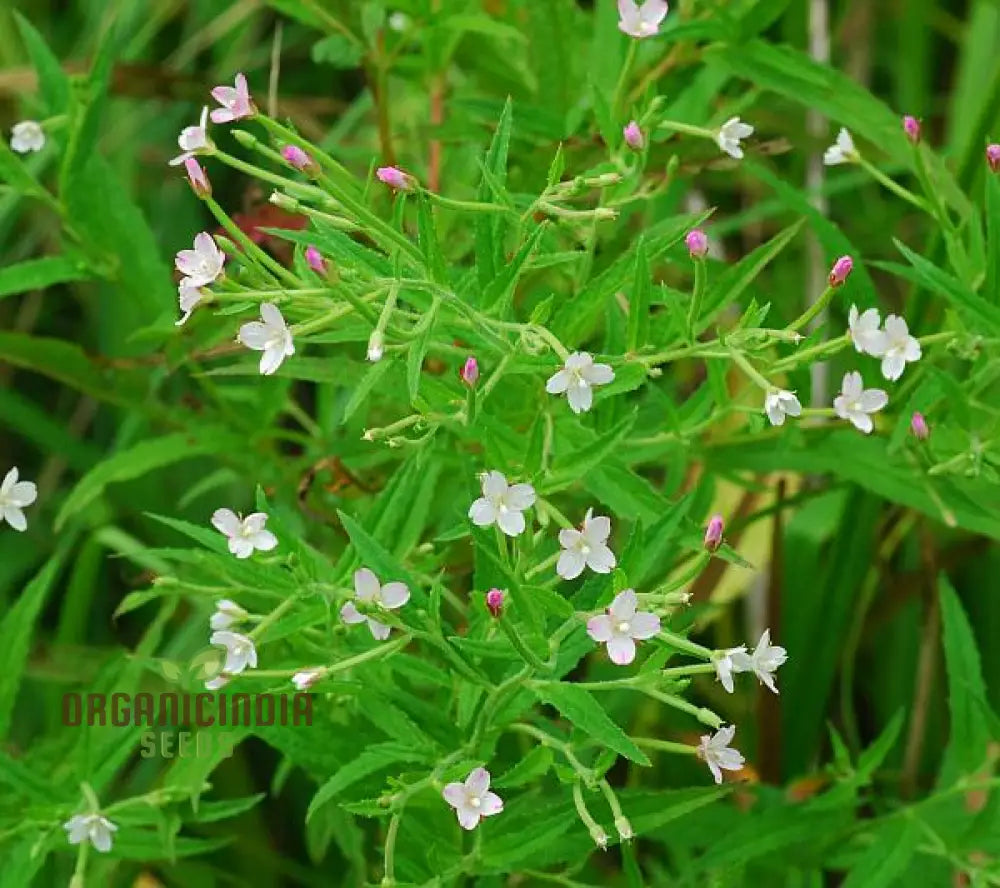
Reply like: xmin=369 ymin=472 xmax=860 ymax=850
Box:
xmin=833 ymin=371 xmax=888 ymax=434
xmin=848 ymin=304 xmax=885 ymax=356
xmin=0 ymin=467 xmax=37 ymax=532
xmin=340 ymin=568 xmax=410 ymax=641
xmin=823 ymin=128 xmax=859 ymax=165
xmin=764 ymin=389 xmax=802 ymax=427
xmin=697 ymin=725 xmax=745 ymax=784
xmin=211 ymin=73 xmax=255 ymax=123
xmin=716 ymin=117 xmax=754 ymax=160
xmin=238 ymin=303 xmax=295 ymax=376
xmin=617 ymin=0 xmax=668 ymax=39
xmin=211 ymin=508 xmax=278 ymax=559
xmin=586 ymin=589 xmax=660 ymax=666
xmin=64 ymin=814 xmax=117 ymax=852
xmin=879 ymin=315 xmax=921 ymax=382
xmin=11 ymin=120 xmax=45 ymax=154
xmin=545 ymin=352 xmax=615 ymax=414
xmin=442 ymin=767 xmax=503 ymax=830
xmin=734 ymin=629 xmax=787 ymax=694
xmin=557 ymin=508 xmax=616 ymax=580
xmin=175 ymin=232 xmax=225 ymax=287
xmin=713 ymin=647 xmax=747 ymax=694
xmin=169 ymin=107 xmax=211 ymax=166
xmin=210 ymin=599 xmax=248 ymax=631
xmin=468 ymin=471 xmax=536 ymax=537
xmin=210 ymin=630 xmax=258 ymax=675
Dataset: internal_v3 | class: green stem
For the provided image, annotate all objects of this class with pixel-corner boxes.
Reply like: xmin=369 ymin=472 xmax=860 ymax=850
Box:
xmin=687 ymin=258 xmax=707 ymax=341
xmin=633 ymin=736 xmax=699 ymax=755
xmin=788 ymin=284 xmax=837 ymax=333
xmin=500 ymin=616 xmax=548 ymax=671
xmin=204 ymin=196 xmax=300 ymax=288
xmin=383 ymin=814 xmax=401 ymax=887
xmin=657 ymin=628 xmax=713 ymax=659
xmin=728 ymin=349 xmax=774 ymax=392
xmin=858 ymin=158 xmax=932 ymax=213
xmin=645 ymin=689 xmax=723 ymax=729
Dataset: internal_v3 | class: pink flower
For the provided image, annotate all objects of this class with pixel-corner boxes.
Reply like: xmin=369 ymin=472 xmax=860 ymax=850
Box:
xmin=281 ymin=144 xmax=316 ymax=174
xmin=704 ymin=514 xmax=724 ymax=552
xmin=910 ymin=411 xmax=930 ymax=441
xmin=442 ymin=768 xmax=503 ymax=830
xmin=623 ymin=121 xmax=645 ymax=151
xmin=485 ymin=588 xmax=504 ymax=618
xmin=176 ymin=232 xmax=225 ymax=287
xmin=618 ymin=0 xmax=669 ymax=39
xmin=685 ymin=228 xmax=708 ymax=258
xmin=169 ymin=107 xmax=211 ymax=166
xmin=829 ymin=255 xmax=853 ymax=287
xmin=586 ymin=589 xmax=660 ymax=666
xmin=903 ymin=116 xmax=921 ymax=145
xmin=461 ymin=356 xmax=479 ymax=387
xmin=376 ymin=166 xmax=416 ymax=191
xmin=183 ymin=157 xmax=211 ymax=197
xmin=987 ymin=144 xmax=1000 ymax=174
xmin=210 ymin=73 xmax=255 ymax=124
xmin=305 ymin=245 xmax=327 ymax=275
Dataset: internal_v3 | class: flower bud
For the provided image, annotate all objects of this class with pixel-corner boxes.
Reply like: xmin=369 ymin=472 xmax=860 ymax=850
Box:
xmin=685 ymin=228 xmax=709 ymax=259
xmin=987 ymin=144 xmax=1000 ymax=174
xmin=376 ymin=166 xmax=416 ymax=192
xmin=614 ymin=816 xmax=634 ymax=841
xmin=305 ymin=245 xmax=327 ymax=275
xmin=903 ymin=115 xmax=921 ymax=145
xmin=461 ymin=356 xmax=479 ymax=387
xmin=367 ymin=331 xmax=384 ymax=362
xmin=281 ymin=144 xmax=318 ymax=175
xmin=292 ymin=668 xmax=325 ymax=691
xmin=589 ymin=825 xmax=609 ymax=850
xmin=486 ymin=588 xmax=505 ymax=618
xmin=829 ymin=255 xmax=853 ymax=287
xmin=183 ymin=157 xmax=211 ymax=198
xmin=704 ymin=514 xmax=724 ymax=552
xmin=910 ymin=411 xmax=930 ymax=441
xmin=623 ymin=120 xmax=645 ymax=151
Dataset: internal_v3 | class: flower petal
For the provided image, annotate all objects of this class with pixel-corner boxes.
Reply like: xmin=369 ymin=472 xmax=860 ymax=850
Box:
xmin=442 ymin=783 xmax=466 ymax=808
xmin=340 ymin=602 xmax=366 ymax=625
xmin=368 ymin=618 xmax=392 ymax=641
xmin=380 ymin=582 xmax=410 ymax=609
xmin=496 ymin=508 xmax=526 ymax=537
xmin=466 ymin=767 xmax=491 ymax=795
xmin=609 ymin=589 xmax=638 ymax=620
xmin=505 ymin=483 xmax=536 ymax=510
xmin=211 ymin=508 xmax=240 ymax=537
xmin=556 ymin=549 xmax=586 ymax=580
xmin=468 ymin=497 xmax=498 ymax=527
xmin=585 ymin=543 xmax=616 ymax=574
xmin=354 ymin=568 xmax=381 ymax=601
xmin=628 ymin=611 xmax=660 ymax=640
xmin=238 ymin=321 xmax=271 ymax=350
xmin=606 ymin=635 xmax=637 ymax=666
xmin=586 ymin=614 xmax=613 ymax=643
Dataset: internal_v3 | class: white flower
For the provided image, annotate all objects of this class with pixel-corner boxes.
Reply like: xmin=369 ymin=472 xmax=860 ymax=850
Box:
xmin=468 ymin=471 xmax=536 ymax=537
xmin=238 ymin=303 xmax=295 ymax=376
xmin=11 ymin=120 xmax=45 ymax=154
xmin=617 ymin=0 xmax=668 ymax=38
xmin=586 ymin=589 xmax=661 ymax=666
xmin=764 ymin=389 xmax=802 ymax=427
xmin=716 ymin=117 xmax=754 ymax=160
xmin=205 ymin=674 xmax=230 ymax=690
xmin=823 ymin=128 xmax=858 ymax=166
xmin=442 ymin=767 xmax=503 ymax=830
xmin=833 ymin=371 xmax=888 ymax=434
xmin=211 ymin=508 xmax=278 ymax=559
xmin=733 ymin=629 xmax=787 ymax=694
xmin=848 ymin=305 xmax=887 ymax=357
xmin=713 ymin=647 xmax=747 ymax=694
xmin=697 ymin=725 xmax=745 ymax=784
xmin=545 ymin=352 xmax=615 ymax=414
xmin=340 ymin=568 xmax=410 ymax=641
xmin=879 ymin=315 xmax=921 ymax=382
xmin=175 ymin=232 xmax=225 ymax=287
xmin=209 ymin=630 xmax=257 ymax=675
xmin=210 ymin=599 xmax=248 ymax=630
xmin=388 ymin=11 xmax=410 ymax=31
xmin=557 ymin=509 xmax=616 ymax=580
xmin=169 ymin=106 xmax=211 ymax=166
xmin=0 ymin=467 xmax=37 ymax=532
xmin=176 ymin=279 xmax=206 ymax=326
xmin=64 ymin=814 xmax=117 ymax=853
xmin=292 ymin=668 xmax=325 ymax=691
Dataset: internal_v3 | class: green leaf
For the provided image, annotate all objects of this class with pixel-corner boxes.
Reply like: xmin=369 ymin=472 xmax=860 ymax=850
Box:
xmin=626 ymin=238 xmax=651 ymax=352
xmin=0 ymin=256 xmax=90 ymax=299
xmin=311 ymin=34 xmax=364 ymax=68
xmin=475 ymin=98 xmax=513 ymax=292
xmin=337 ymin=509 xmax=420 ymax=594
xmin=342 ymin=357 xmax=395 ymax=424
xmin=416 ymin=195 xmax=448 ymax=284
xmin=531 ymin=682 xmax=650 ymax=766
xmin=841 ymin=820 xmax=920 ymax=888
xmin=493 ymin=745 xmax=554 ymax=789
xmin=14 ymin=12 xmax=71 ymax=113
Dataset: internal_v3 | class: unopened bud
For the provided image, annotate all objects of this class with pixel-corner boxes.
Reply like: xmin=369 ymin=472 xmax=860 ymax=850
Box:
xmin=614 ymin=816 xmax=633 ymax=841
xmin=486 ymin=588 xmax=505 ymax=618
xmin=305 ymin=245 xmax=327 ymax=275
xmin=987 ymin=144 xmax=1000 ymax=174
xmin=829 ymin=255 xmax=853 ymax=287
xmin=183 ymin=157 xmax=211 ymax=197
xmin=376 ymin=166 xmax=416 ymax=192
xmin=623 ymin=121 xmax=645 ymax=151
xmin=704 ymin=514 xmax=724 ymax=552
xmin=590 ymin=826 xmax=609 ymax=850
xmin=686 ymin=228 xmax=709 ymax=259
xmin=367 ymin=331 xmax=384 ymax=363
xmin=281 ymin=144 xmax=319 ymax=175
xmin=911 ymin=411 xmax=930 ymax=441
xmin=461 ymin=356 xmax=479 ymax=387
xmin=903 ymin=115 xmax=921 ymax=145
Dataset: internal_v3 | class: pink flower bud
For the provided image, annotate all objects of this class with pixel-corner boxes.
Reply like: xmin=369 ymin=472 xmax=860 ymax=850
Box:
xmin=685 ymin=228 xmax=709 ymax=259
xmin=910 ymin=411 xmax=929 ymax=441
xmin=461 ymin=356 xmax=479 ymax=387
xmin=281 ymin=144 xmax=317 ymax=174
xmin=704 ymin=514 xmax=724 ymax=552
xmin=829 ymin=255 xmax=853 ymax=287
xmin=987 ymin=144 xmax=1000 ymax=174
xmin=486 ymin=588 xmax=505 ymax=618
xmin=623 ymin=120 xmax=645 ymax=151
xmin=305 ymin=245 xmax=327 ymax=275
xmin=903 ymin=116 xmax=921 ymax=145
xmin=376 ymin=166 xmax=416 ymax=192
xmin=183 ymin=157 xmax=211 ymax=197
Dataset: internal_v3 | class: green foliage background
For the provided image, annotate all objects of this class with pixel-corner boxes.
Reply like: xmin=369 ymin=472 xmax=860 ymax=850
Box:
xmin=1 ymin=0 xmax=999 ymax=885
